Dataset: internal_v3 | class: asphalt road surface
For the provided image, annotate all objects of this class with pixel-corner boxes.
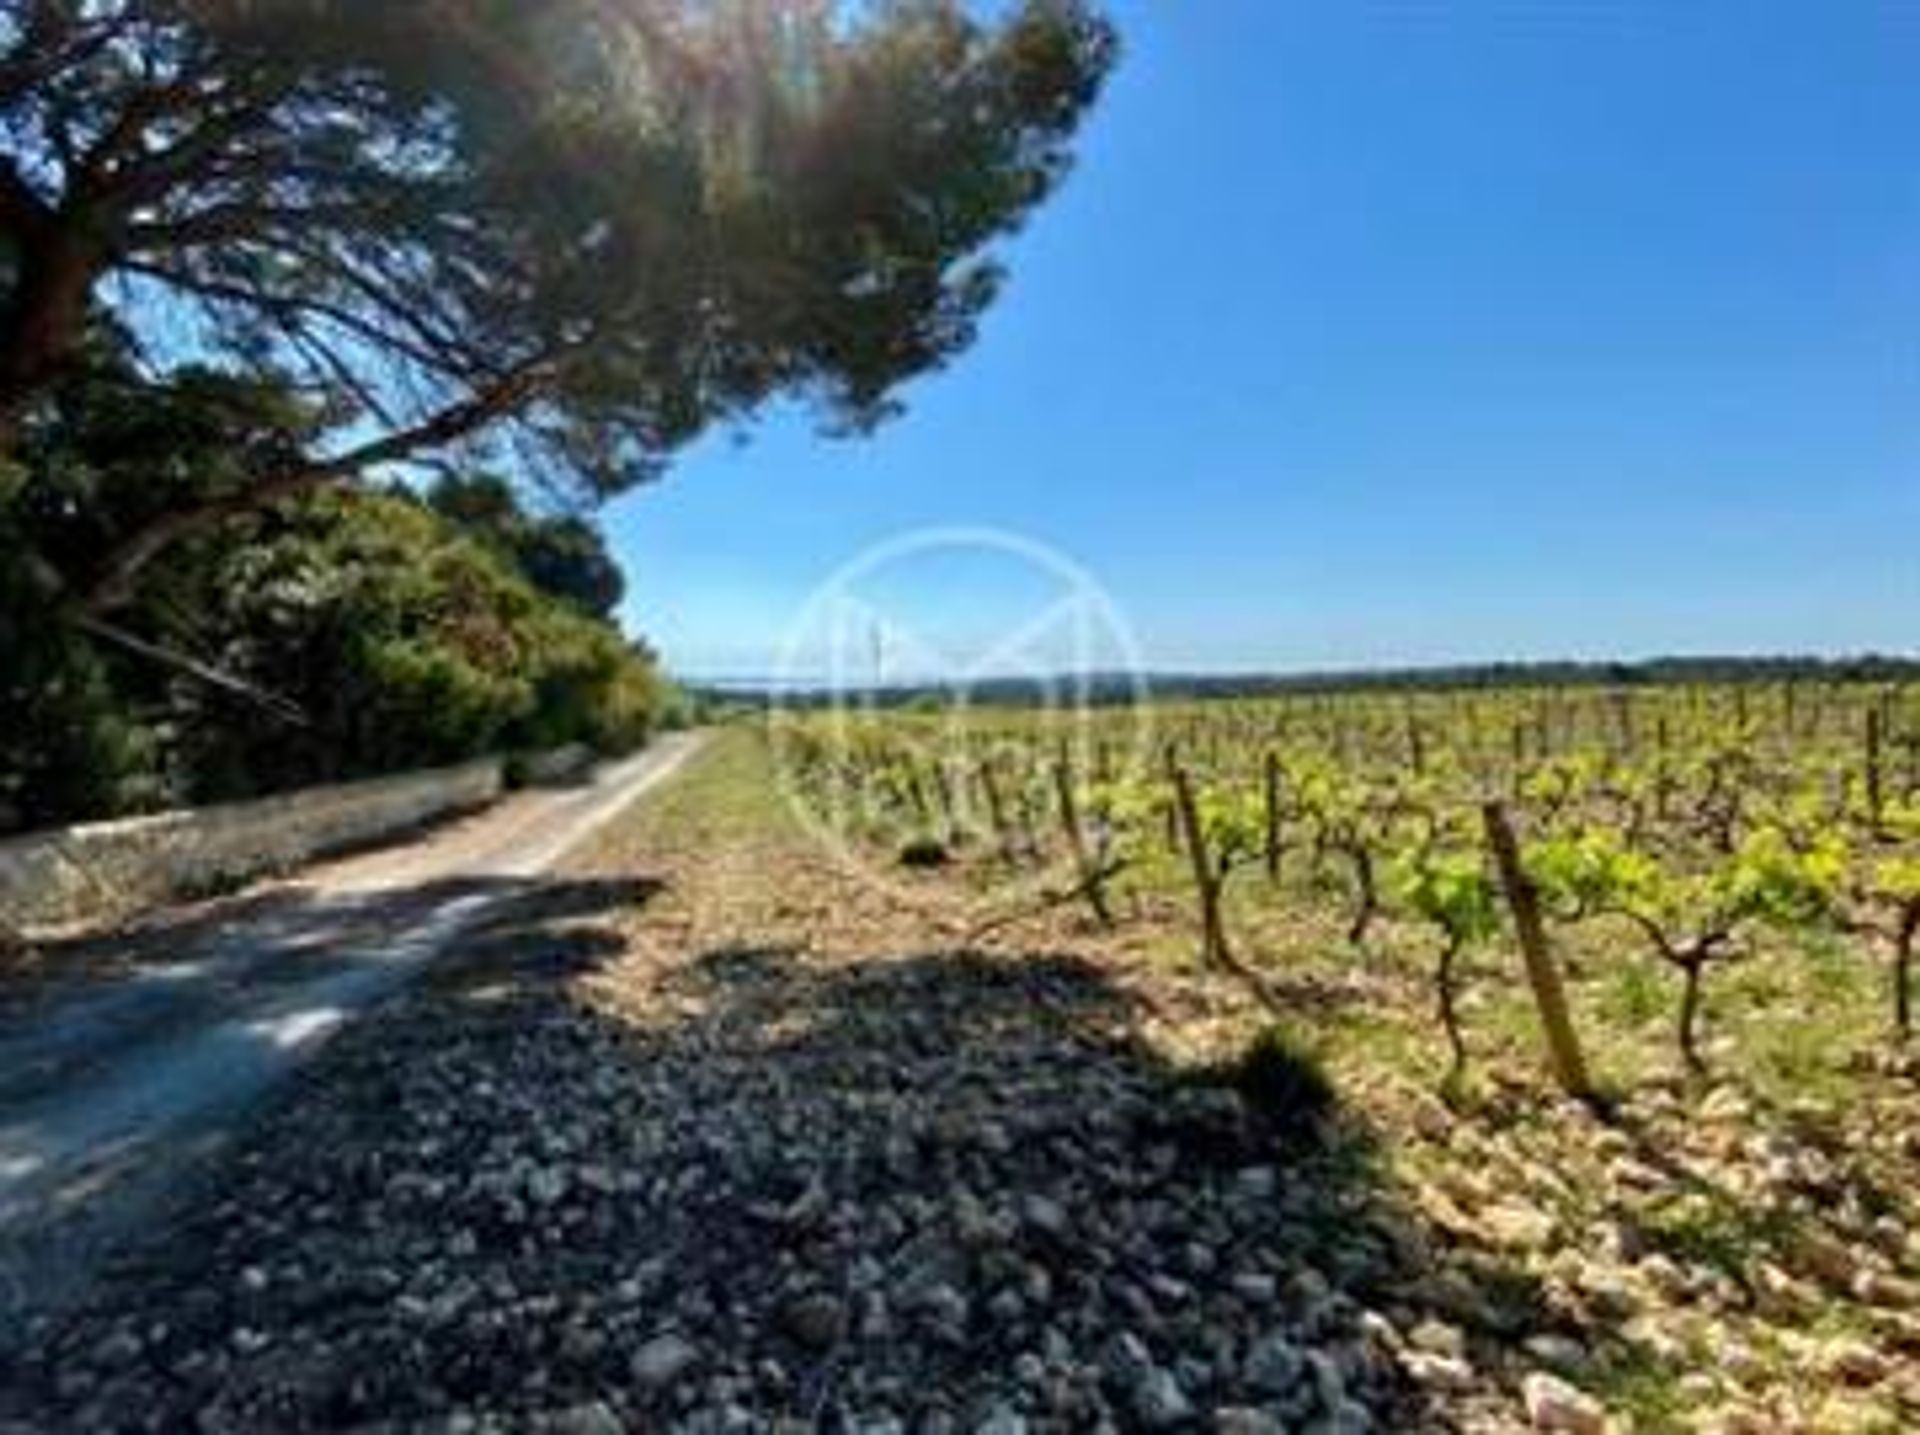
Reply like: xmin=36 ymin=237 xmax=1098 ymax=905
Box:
xmin=0 ymin=732 xmax=704 ymax=1342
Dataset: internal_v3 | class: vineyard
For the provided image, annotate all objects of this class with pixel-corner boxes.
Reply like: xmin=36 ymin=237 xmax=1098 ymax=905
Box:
xmin=768 ymin=681 xmax=1920 ymax=1427
xmin=777 ymin=681 xmax=1920 ymax=1098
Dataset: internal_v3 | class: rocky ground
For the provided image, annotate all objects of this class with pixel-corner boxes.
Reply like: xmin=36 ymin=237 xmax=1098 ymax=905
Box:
xmin=3 ymin=731 xmax=1917 ymax=1432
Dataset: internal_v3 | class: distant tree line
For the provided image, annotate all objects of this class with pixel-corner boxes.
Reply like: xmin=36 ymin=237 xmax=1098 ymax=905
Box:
xmin=714 ymin=655 xmax=1920 ymax=711
xmin=1133 ymin=656 xmax=1920 ymax=700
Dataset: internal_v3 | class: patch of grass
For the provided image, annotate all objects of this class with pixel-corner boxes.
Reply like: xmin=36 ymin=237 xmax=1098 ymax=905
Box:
xmin=1582 ymin=1342 xmax=1690 ymax=1433
xmin=1320 ymin=1000 xmax=1439 ymax=1085
xmin=1718 ymin=929 xmax=1880 ymax=1104
xmin=1596 ymin=951 xmax=1668 ymax=1029
xmin=585 ymin=727 xmax=794 ymax=852
xmin=1638 ymin=1186 xmax=1795 ymax=1288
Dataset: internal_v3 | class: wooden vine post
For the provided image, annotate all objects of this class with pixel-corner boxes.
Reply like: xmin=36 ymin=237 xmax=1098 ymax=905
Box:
xmin=1168 ymin=749 xmax=1229 ymax=969
xmin=1052 ymin=743 xmax=1113 ymax=926
xmin=1481 ymin=800 xmax=1594 ymax=1100
xmin=1612 ymin=688 xmax=1635 ymax=753
xmin=1263 ymin=750 xmax=1283 ymax=882
xmin=977 ymin=758 xmax=1017 ymax=868
xmin=905 ymin=764 xmax=932 ymax=827
xmin=931 ymin=760 xmax=960 ymax=845
xmin=1866 ymin=705 xmax=1885 ymax=834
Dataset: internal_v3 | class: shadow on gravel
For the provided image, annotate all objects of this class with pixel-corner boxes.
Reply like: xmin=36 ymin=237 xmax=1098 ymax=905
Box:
xmin=3 ymin=921 xmax=1562 ymax=1432
xmin=431 ymin=876 xmax=663 ymax=989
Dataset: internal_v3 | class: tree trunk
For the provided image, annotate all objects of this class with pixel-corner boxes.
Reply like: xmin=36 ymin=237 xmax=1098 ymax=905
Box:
xmin=1344 ymin=840 xmax=1377 ymax=949
xmin=1482 ymin=800 xmax=1594 ymax=1100
xmin=1262 ymin=750 xmax=1282 ymax=882
xmin=1435 ymin=931 xmax=1467 ymax=1087
xmin=0 ymin=228 xmax=100 ymax=451
xmin=931 ymin=760 xmax=960 ymax=845
xmin=1052 ymin=748 xmax=1112 ymax=927
xmin=1866 ymin=706 xmax=1885 ymax=834
xmin=978 ymin=759 xmax=1018 ymax=868
xmin=1675 ymin=957 xmax=1707 ymax=1075
xmin=1896 ymin=903 xmax=1918 ymax=1042
xmin=1168 ymin=756 xmax=1227 ymax=969
xmin=1022 ymin=783 xmax=1049 ymax=865
xmin=904 ymin=764 xmax=931 ymax=826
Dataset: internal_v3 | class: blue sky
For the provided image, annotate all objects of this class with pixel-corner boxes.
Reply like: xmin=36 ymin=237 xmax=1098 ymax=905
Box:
xmin=606 ymin=1 xmax=1920 ymax=680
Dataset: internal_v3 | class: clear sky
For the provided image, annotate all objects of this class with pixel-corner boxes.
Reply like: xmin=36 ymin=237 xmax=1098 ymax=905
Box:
xmin=606 ymin=0 xmax=1920 ymax=680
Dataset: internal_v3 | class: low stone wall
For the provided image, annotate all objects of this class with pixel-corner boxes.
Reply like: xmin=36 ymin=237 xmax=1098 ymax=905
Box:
xmin=0 ymin=758 xmax=504 ymax=935
xmin=518 ymin=743 xmax=597 ymax=786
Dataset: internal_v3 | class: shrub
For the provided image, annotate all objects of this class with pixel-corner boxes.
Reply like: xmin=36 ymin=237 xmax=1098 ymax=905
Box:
xmin=2 ymin=349 xmax=671 ymax=828
xmin=3 ymin=485 xmax=670 ymax=826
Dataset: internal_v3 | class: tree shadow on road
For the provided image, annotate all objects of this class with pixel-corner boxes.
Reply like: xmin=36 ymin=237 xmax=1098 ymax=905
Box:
xmin=0 ymin=874 xmax=662 ymax=1379
xmin=0 ymin=873 xmax=661 ymax=1015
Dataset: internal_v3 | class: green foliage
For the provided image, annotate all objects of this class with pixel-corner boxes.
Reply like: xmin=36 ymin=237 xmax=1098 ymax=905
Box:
xmin=0 ymin=353 xmax=673 ymax=828
xmin=516 ymin=604 xmax=666 ymax=756
xmin=0 ymin=552 xmax=155 ymax=826
xmin=1194 ymin=782 xmax=1267 ymax=864
xmin=426 ymin=474 xmax=625 ymax=619
xmin=13 ymin=355 xmax=323 ymax=602
xmin=1717 ymin=827 xmax=1846 ymax=929
xmin=1391 ymin=847 xmax=1501 ymax=947
xmin=169 ymin=490 xmax=669 ymax=799
xmin=1088 ymin=774 xmax=1159 ymax=830
xmin=1868 ymin=853 xmax=1920 ymax=905
xmin=1519 ymin=753 xmax=1604 ymax=814
xmin=1526 ymin=827 xmax=1653 ymax=917
xmin=2 ymin=1 xmax=1118 ymax=597
xmin=1528 ymin=823 xmax=1843 ymax=939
